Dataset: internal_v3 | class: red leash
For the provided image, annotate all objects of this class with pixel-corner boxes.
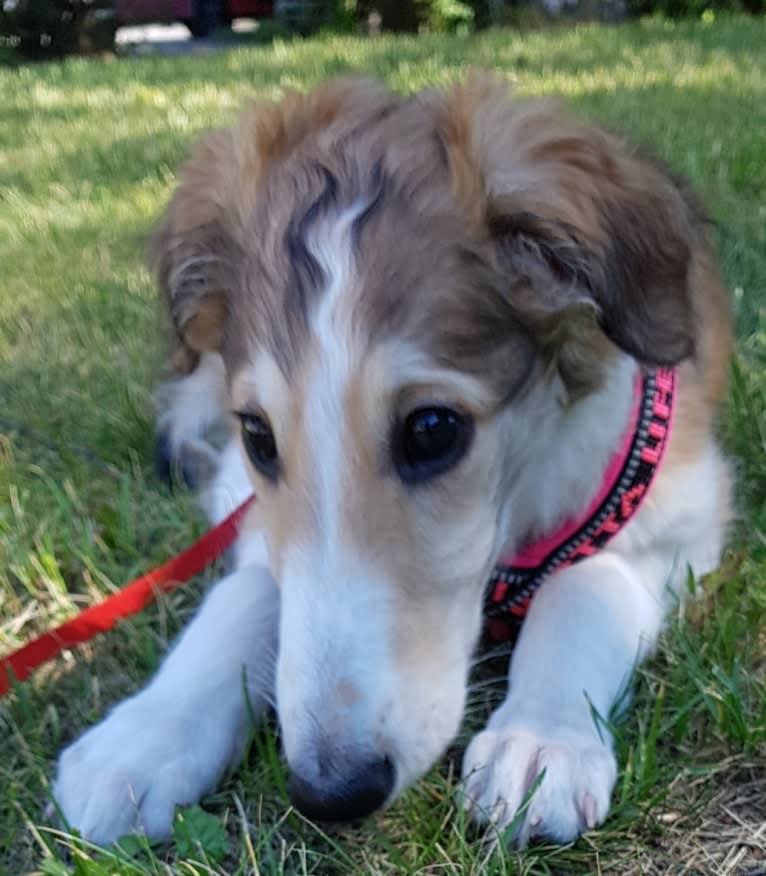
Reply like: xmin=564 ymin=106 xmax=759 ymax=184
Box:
xmin=0 ymin=497 xmax=255 ymax=697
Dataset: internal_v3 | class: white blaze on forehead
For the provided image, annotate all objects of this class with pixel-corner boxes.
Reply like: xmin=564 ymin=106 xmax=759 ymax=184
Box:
xmin=301 ymin=200 xmax=369 ymax=548
xmin=307 ymin=199 xmax=369 ymax=355
xmin=277 ymin=199 xmax=398 ymax=750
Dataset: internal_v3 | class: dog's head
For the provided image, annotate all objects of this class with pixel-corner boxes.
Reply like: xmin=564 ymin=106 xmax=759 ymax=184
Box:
xmin=153 ymin=75 xmax=703 ymax=819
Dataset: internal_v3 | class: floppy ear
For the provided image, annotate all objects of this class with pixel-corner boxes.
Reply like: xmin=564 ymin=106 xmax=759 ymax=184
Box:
xmin=151 ymin=124 xmax=249 ymax=362
xmin=152 ymin=77 xmax=399 ymax=367
xmin=437 ymin=74 xmax=701 ymax=370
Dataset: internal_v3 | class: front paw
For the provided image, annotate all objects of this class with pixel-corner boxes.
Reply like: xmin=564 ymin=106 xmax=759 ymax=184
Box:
xmin=461 ymin=717 xmax=617 ymax=846
xmin=53 ymin=693 xmax=227 ymax=846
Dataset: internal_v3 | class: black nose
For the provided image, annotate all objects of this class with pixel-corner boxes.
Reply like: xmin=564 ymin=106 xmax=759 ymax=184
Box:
xmin=288 ymin=755 xmax=395 ymax=822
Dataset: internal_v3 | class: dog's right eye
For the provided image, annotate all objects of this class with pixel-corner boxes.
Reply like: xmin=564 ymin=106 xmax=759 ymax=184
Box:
xmin=394 ymin=406 xmax=474 ymax=486
xmin=236 ymin=412 xmax=279 ymax=481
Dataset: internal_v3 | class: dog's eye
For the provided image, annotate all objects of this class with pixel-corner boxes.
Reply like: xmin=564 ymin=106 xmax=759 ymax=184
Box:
xmin=395 ymin=406 xmax=473 ymax=485
xmin=237 ymin=412 xmax=279 ymax=481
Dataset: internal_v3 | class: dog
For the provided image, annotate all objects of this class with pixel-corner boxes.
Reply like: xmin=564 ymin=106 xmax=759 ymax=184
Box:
xmin=53 ymin=73 xmax=732 ymax=847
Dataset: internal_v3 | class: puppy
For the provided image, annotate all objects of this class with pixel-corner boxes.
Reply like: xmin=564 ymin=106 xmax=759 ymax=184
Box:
xmin=54 ymin=74 xmax=732 ymax=847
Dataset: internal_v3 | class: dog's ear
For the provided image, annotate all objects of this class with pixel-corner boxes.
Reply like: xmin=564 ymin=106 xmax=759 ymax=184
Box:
xmin=436 ymin=73 xmax=700 ymax=371
xmin=152 ymin=77 xmax=398 ymax=362
xmin=151 ymin=124 xmax=251 ymax=359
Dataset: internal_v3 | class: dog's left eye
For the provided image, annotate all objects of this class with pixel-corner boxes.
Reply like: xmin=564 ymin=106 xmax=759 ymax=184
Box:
xmin=236 ymin=412 xmax=280 ymax=482
xmin=395 ymin=406 xmax=473 ymax=485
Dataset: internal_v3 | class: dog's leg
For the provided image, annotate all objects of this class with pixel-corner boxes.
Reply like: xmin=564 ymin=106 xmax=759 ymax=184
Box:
xmin=462 ymin=442 xmax=729 ymax=845
xmin=461 ymin=548 xmax=676 ymax=846
xmin=53 ymin=559 xmax=278 ymax=846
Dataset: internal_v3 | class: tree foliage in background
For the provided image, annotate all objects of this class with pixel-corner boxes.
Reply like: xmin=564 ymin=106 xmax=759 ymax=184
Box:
xmin=354 ymin=0 xmax=762 ymax=28
xmin=0 ymin=0 xmax=115 ymax=58
xmin=1 ymin=0 xmax=763 ymax=62
xmin=423 ymin=0 xmax=477 ymax=30
xmin=627 ymin=0 xmax=763 ymax=13
xmin=365 ymin=0 xmax=488 ymax=31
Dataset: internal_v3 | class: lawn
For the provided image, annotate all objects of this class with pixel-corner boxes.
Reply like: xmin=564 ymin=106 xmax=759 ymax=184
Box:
xmin=1 ymin=15 xmax=765 ymax=875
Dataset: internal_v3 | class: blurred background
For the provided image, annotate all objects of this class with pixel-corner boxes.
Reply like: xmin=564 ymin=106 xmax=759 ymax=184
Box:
xmin=1 ymin=0 xmax=763 ymax=60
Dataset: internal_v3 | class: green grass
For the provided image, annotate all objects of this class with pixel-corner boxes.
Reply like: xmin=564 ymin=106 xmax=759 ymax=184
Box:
xmin=1 ymin=15 xmax=765 ymax=875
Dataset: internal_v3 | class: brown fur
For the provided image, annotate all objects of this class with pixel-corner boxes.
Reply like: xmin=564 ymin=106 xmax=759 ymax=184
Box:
xmin=152 ymin=78 xmax=401 ymax=373
xmin=432 ymin=74 xmax=730 ymax=398
xmin=153 ymin=73 xmax=730 ymax=417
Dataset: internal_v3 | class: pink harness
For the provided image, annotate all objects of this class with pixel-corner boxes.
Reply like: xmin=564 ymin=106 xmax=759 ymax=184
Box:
xmin=485 ymin=367 xmax=677 ymax=641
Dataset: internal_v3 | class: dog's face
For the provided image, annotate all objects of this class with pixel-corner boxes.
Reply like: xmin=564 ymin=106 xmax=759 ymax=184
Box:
xmin=228 ymin=184 xmax=536 ymax=802
xmin=154 ymin=76 xmax=698 ymax=814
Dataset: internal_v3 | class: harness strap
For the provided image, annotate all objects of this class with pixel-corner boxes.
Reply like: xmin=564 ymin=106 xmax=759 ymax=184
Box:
xmin=484 ymin=367 xmax=676 ymax=641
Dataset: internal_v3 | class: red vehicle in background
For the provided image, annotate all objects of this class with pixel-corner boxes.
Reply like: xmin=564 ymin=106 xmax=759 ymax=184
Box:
xmin=116 ymin=0 xmax=274 ymax=38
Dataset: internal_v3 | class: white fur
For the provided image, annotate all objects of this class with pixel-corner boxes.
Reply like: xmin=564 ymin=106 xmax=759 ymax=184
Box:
xmin=201 ymin=438 xmax=253 ymax=527
xmin=300 ymin=200 xmax=365 ymax=548
xmin=273 ymin=231 xmax=391 ymax=773
xmin=510 ymin=356 xmax=638 ymax=541
xmin=53 ymin=563 xmax=278 ymax=844
xmin=155 ymin=352 xmax=228 ymax=458
xmin=270 ymin=205 xmax=470 ymax=794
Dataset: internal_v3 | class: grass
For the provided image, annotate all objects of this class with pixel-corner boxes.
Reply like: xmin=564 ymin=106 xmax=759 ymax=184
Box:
xmin=1 ymin=14 xmax=765 ymax=875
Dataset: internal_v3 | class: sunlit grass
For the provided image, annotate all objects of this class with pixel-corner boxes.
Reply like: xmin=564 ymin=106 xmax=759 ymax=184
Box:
xmin=1 ymin=15 xmax=765 ymax=874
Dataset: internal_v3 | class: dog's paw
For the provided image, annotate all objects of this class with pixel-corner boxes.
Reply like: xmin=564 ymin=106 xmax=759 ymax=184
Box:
xmin=53 ymin=693 xmax=227 ymax=846
xmin=461 ymin=718 xmax=617 ymax=846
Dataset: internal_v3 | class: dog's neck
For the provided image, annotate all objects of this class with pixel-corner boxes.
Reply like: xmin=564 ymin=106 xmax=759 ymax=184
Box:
xmin=503 ymin=354 xmax=639 ymax=556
